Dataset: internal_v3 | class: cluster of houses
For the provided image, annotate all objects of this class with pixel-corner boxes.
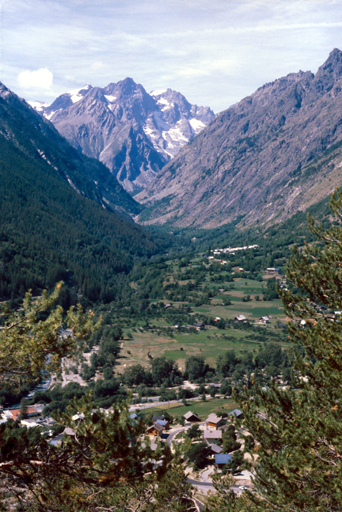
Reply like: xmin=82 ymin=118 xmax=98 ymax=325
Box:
xmin=0 ymin=404 xmax=49 ymax=427
xmin=144 ymin=408 xmax=244 ymax=469
xmin=234 ymin=314 xmax=273 ymax=325
xmin=2 ymin=402 xmax=245 ymax=470
xmin=211 ymin=245 xmax=259 ymax=256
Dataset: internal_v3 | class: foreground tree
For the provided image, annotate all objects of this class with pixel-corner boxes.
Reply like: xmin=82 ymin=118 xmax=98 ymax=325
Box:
xmin=1 ymin=394 xmax=193 ymax=511
xmin=206 ymin=192 xmax=342 ymax=512
xmin=0 ymin=285 xmax=194 ymax=511
xmin=0 ymin=283 xmax=97 ymax=390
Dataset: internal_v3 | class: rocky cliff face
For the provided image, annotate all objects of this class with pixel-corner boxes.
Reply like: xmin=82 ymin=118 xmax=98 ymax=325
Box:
xmin=136 ymin=49 xmax=342 ymax=229
xmin=30 ymin=79 xmax=215 ymax=195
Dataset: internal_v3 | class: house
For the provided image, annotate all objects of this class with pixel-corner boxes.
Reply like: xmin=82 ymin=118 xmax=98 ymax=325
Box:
xmin=20 ymin=419 xmax=41 ymax=428
xmin=155 ymin=419 xmax=169 ymax=429
xmin=215 ymin=453 xmax=232 ymax=469
xmin=152 ymin=414 xmax=165 ymax=422
xmin=63 ymin=427 xmax=76 ymax=437
xmin=1 ymin=407 xmax=39 ymax=422
xmin=183 ymin=411 xmax=200 ymax=423
xmin=266 ymin=268 xmax=280 ymax=275
xmin=203 ymin=430 xmax=222 ymax=443
xmin=228 ymin=409 xmax=244 ymax=420
xmin=1 ymin=410 xmax=13 ymax=421
xmin=146 ymin=422 xmax=165 ymax=436
xmin=129 ymin=412 xmax=144 ymax=425
xmin=235 ymin=314 xmax=247 ymax=322
xmin=164 ymin=304 xmax=172 ymax=309
xmin=206 ymin=413 xmax=226 ymax=430
xmin=194 ymin=322 xmax=205 ymax=331
xmin=71 ymin=412 xmax=85 ymax=421
xmin=259 ymin=316 xmax=270 ymax=324
xmin=152 ymin=414 xmax=169 ymax=428
xmin=48 ymin=433 xmax=65 ymax=447
xmin=210 ymin=443 xmax=223 ymax=454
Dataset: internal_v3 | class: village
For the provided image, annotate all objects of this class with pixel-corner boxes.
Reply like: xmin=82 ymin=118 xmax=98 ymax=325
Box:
xmin=1 ymin=400 xmax=253 ymax=496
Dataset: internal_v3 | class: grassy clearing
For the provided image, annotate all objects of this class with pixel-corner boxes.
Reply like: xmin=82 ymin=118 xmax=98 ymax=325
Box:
xmin=138 ymin=397 xmax=240 ymax=421
xmin=117 ymin=259 xmax=289 ymax=373
xmin=192 ymin=298 xmax=285 ymax=323
xmin=117 ymin=316 xmax=289 ymax=372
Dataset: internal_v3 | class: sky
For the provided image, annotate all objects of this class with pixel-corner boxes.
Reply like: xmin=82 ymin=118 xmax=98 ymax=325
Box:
xmin=1 ymin=0 xmax=342 ymax=113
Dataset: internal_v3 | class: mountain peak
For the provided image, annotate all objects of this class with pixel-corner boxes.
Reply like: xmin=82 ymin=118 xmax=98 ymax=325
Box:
xmin=30 ymin=80 xmax=215 ymax=194
xmin=117 ymin=77 xmax=138 ymax=95
xmin=136 ymin=49 xmax=342 ymax=230
xmin=314 ymin=47 xmax=342 ymax=91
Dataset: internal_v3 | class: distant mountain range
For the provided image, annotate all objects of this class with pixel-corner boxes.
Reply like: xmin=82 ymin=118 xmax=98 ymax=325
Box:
xmin=136 ymin=49 xmax=342 ymax=229
xmin=30 ymin=79 xmax=215 ymax=195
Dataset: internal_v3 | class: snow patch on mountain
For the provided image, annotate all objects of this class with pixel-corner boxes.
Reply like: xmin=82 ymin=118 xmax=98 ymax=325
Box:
xmin=150 ymin=89 xmax=167 ymax=96
xmin=189 ymin=118 xmax=206 ymax=132
xmin=45 ymin=110 xmax=58 ymax=120
xmin=68 ymin=84 xmax=92 ymax=104
xmin=104 ymin=95 xmax=117 ymax=103
xmin=28 ymin=100 xmax=50 ymax=111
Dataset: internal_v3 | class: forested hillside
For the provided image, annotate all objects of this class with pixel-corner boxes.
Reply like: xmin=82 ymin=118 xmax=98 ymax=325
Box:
xmin=0 ymin=91 xmax=173 ymax=304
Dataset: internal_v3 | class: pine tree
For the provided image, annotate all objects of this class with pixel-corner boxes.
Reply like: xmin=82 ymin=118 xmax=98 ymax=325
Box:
xmin=19 ymin=398 xmax=28 ymax=420
xmin=206 ymin=192 xmax=342 ymax=512
xmin=0 ymin=284 xmax=194 ymax=511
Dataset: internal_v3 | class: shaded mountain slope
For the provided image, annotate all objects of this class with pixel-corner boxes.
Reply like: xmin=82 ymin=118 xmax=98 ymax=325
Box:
xmin=0 ymin=83 xmax=161 ymax=303
xmin=136 ymin=49 xmax=342 ymax=229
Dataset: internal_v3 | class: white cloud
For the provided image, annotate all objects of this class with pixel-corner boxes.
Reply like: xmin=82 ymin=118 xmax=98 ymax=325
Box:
xmin=17 ymin=68 xmax=53 ymax=90
xmin=1 ymin=0 xmax=341 ymax=111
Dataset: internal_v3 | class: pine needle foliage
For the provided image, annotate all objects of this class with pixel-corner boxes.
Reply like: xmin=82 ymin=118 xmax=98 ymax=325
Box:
xmin=206 ymin=191 xmax=342 ymax=512
xmin=0 ymin=284 xmax=194 ymax=511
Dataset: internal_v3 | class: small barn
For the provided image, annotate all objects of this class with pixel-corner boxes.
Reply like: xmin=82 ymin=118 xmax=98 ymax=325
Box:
xmin=210 ymin=443 xmax=223 ymax=454
xmin=228 ymin=409 xmax=244 ymax=420
xmin=215 ymin=453 xmax=232 ymax=469
xmin=146 ymin=422 xmax=164 ymax=437
xmin=203 ymin=430 xmax=222 ymax=444
xmin=235 ymin=314 xmax=247 ymax=322
xmin=206 ymin=413 xmax=226 ymax=430
xmin=183 ymin=411 xmax=200 ymax=423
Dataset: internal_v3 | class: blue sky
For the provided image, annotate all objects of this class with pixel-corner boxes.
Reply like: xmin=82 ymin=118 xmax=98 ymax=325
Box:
xmin=1 ymin=0 xmax=342 ymax=112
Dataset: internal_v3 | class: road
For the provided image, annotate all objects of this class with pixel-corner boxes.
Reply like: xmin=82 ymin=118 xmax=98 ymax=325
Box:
xmin=166 ymin=425 xmax=190 ymax=446
xmin=165 ymin=424 xmax=250 ymax=496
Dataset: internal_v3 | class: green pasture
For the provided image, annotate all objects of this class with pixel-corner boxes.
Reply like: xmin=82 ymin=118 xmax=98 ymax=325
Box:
xmin=118 ymin=319 xmax=289 ymax=372
xmin=138 ymin=397 xmax=240 ymax=421
xmin=191 ymin=298 xmax=284 ymax=322
xmin=117 ymin=271 xmax=288 ymax=374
